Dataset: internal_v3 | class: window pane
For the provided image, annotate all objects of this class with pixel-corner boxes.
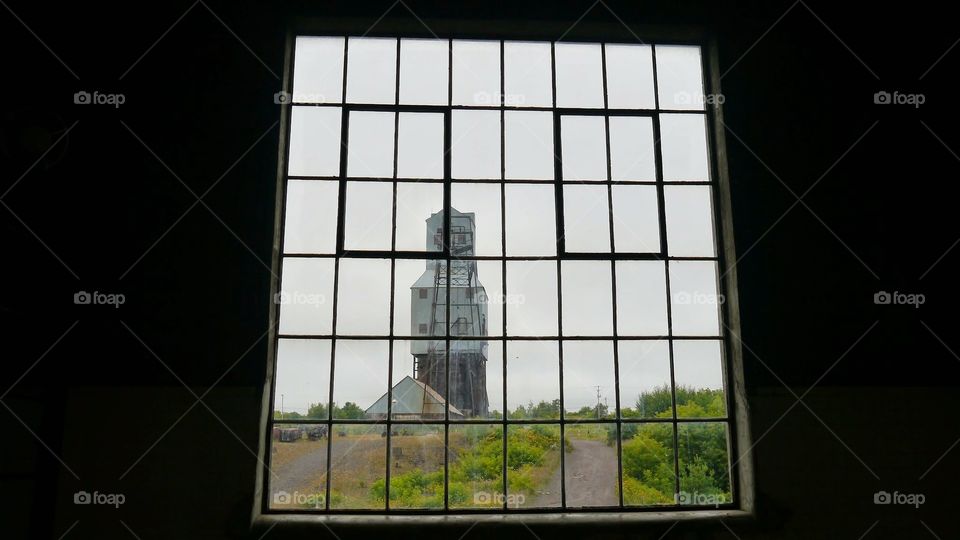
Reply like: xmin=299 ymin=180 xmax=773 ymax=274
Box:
xmin=504 ymin=184 xmax=556 ymax=256
xmin=562 ymin=341 xmax=615 ymax=420
xmin=504 ymin=111 xmax=554 ymax=180
xmin=564 ymin=423 xmax=618 ymax=507
xmin=346 ymin=37 xmax=397 ymax=104
xmin=477 ymin=341 xmax=504 ymax=419
xmin=506 ymin=341 xmax=560 ymax=419
xmin=452 ymin=40 xmax=500 ymax=106
xmin=452 ymin=110 xmax=500 ymax=179
xmin=561 ymin=116 xmax=607 ymax=181
xmin=389 ymin=425 xmax=445 ymax=508
xmin=664 ymin=185 xmax=716 ymax=257
xmin=343 ymin=181 xmax=392 ymax=251
xmin=278 ymin=257 xmax=335 ymax=335
xmin=282 ymin=180 xmax=339 ymax=254
xmin=396 ymin=112 xmax=443 ymax=179
xmin=563 ymin=185 xmax=611 ymax=253
xmin=561 ymin=260 xmax=613 ymax=336
xmin=336 ymin=258 xmax=391 ymax=335
xmin=506 ymin=425 xmax=562 ymax=508
xmin=293 ymin=36 xmax=344 ymax=103
xmin=506 ymin=261 xmax=558 ymax=336
xmin=451 ymin=183 xmax=502 ymax=256
xmin=449 ymin=424 xmax=504 ymax=508
xmin=399 ymin=38 xmax=448 ymax=105
xmin=504 ymin=41 xmax=553 ymax=107
xmin=477 ymin=260 xmax=503 ymax=337
xmin=615 ymin=261 xmax=669 ymax=336
xmin=621 ymin=423 xmax=676 ymax=505
xmin=449 ymin=340 xmax=491 ymax=418
xmin=555 ymin=43 xmax=604 ymax=108
xmin=660 ymin=114 xmax=710 ymax=181
xmin=395 ymin=182 xmax=443 ymax=251
xmin=617 ymin=340 xmax=672 ymax=418
xmin=612 ymin=185 xmax=660 ymax=253
xmin=394 ymin=259 xmax=446 ymax=338
xmin=609 ymin=116 xmax=656 ymax=181
xmin=677 ymin=422 xmax=731 ymax=506
xmin=655 ymin=45 xmax=705 ymax=111
xmin=273 ymin=339 xmax=332 ymax=420
xmin=669 ymin=260 xmax=721 ymax=336
xmin=347 ymin=111 xmax=395 ymax=178
xmin=329 ymin=424 xmax=386 ymax=509
xmin=673 ymin=340 xmax=726 ymax=418
xmin=388 ymin=339 xmax=447 ymax=420
xmin=331 ymin=339 xmax=389 ymax=419
xmin=270 ymin=423 xmax=329 ymax=509
xmin=288 ymin=106 xmax=341 ymax=177
xmin=604 ymin=44 xmax=655 ymax=109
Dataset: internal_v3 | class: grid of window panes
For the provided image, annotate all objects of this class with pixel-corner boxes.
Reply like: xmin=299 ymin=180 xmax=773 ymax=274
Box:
xmin=269 ymin=36 xmax=733 ymax=512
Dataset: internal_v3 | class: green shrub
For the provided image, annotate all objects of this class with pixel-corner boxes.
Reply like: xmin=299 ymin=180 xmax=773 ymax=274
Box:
xmin=507 ymin=441 xmax=544 ymax=470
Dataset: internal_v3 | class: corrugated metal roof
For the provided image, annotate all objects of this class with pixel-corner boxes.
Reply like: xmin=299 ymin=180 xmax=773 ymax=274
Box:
xmin=364 ymin=376 xmax=464 ymax=418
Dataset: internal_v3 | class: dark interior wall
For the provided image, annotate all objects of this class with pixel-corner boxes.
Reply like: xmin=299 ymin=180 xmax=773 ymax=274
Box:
xmin=0 ymin=1 xmax=955 ymax=538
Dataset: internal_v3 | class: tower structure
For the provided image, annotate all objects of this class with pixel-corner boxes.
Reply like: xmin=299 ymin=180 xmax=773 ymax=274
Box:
xmin=410 ymin=208 xmax=489 ymax=416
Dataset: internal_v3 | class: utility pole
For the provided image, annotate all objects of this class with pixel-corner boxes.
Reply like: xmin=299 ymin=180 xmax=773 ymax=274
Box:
xmin=280 ymin=394 xmax=285 ymax=420
xmin=594 ymin=385 xmax=602 ymax=419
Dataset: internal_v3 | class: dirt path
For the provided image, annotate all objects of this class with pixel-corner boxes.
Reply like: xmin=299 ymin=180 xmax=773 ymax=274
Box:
xmin=530 ymin=439 xmax=619 ymax=508
xmin=271 ymin=440 xmax=328 ymax=496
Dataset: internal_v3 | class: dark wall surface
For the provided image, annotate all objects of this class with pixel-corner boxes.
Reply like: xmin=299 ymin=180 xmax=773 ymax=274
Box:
xmin=0 ymin=1 xmax=955 ymax=538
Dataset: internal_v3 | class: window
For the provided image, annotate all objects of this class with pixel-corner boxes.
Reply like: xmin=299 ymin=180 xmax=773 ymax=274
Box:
xmin=268 ymin=34 xmax=741 ymax=516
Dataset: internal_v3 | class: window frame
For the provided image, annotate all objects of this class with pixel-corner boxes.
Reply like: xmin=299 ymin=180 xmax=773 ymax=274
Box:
xmin=254 ymin=17 xmax=752 ymax=530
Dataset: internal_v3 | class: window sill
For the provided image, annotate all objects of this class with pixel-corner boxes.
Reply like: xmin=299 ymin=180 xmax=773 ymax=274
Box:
xmin=252 ymin=509 xmax=754 ymax=534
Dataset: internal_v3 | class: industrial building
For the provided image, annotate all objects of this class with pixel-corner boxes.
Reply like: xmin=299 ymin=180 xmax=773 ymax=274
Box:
xmin=365 ymin=208 xmax=490 ymax=419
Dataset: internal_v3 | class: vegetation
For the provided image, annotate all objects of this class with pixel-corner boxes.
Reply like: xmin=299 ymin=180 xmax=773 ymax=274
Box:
xmin=275 ymin=386 xmax=729 ymax=508
xmin=272 ymin=401 xmax=365 ymax=420
xmin=615 ymin=386 xmax=730 ymax=505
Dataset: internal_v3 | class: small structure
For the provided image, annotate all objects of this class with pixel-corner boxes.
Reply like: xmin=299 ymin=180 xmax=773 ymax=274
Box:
xmin=364 ymin=376 xmax=464 ymax=420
